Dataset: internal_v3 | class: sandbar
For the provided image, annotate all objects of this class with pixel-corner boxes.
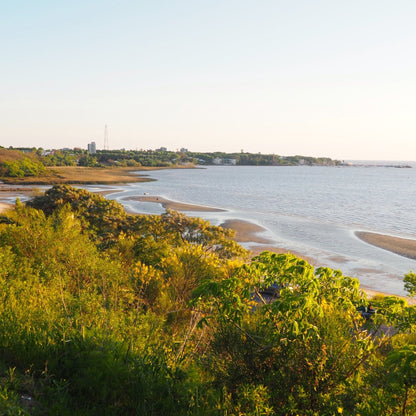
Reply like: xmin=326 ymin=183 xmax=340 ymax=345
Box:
xmin=219 ymin=220 xmax=318 ymax=264
xmin=356 ymin=231 xmax=416 ymax=260
xmin=126 ymin=195 xmax=225 ymax=212
xmin=0 ymin=202 xmax=13 ymax=213
xmin=220 ymin=219 xmax=272 ymax=244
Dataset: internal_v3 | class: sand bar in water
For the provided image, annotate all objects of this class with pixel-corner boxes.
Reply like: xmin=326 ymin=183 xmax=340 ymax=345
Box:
xmin=220 ymin=219 xmax=272 ymax=244
xmin=126 ymin=195 xmax=225 ymax=212
xmin=0 ymin=202 xmax=13 ymax=213
xmin=356 ymin=231 xmax=416 ymax=261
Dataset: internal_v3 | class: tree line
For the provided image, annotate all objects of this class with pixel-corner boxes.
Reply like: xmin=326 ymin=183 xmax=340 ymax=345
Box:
xmin=0 ymin=148 xmax=340 ymax=178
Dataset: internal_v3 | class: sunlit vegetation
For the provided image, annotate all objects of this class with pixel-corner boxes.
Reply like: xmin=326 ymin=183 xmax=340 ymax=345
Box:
xmin=96 ymin=149 xmax=339 ymax=167
xmin=0 ymin=149 xmax=46 ymax=178
xmin=0 ymin=148 xmax=340 ymax=183
xmin=0 ymin=185 xmax=415 ymax=414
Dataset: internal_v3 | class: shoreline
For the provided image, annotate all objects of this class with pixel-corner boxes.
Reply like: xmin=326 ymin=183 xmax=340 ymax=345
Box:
xmin=0 ymin=165 xmax=195 ymax=186
xmin=125 ymin=195 xmax=416 ymax=300
xmin=125 ymin=195 xmax=225 ymax=212
xmin=356 ymin=231 xmax=416 ymax=261
xmin=122 ymin=194 xmax=416 ymax=265
xmin=1 ymin=186 xmax=414 ymax=301
xmin=0 ymin=202 xmax=13 ymax=213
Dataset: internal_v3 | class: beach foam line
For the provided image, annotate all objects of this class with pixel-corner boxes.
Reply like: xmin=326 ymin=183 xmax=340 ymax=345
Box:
xmin=356 ymin=231 xmax=416 ymax=261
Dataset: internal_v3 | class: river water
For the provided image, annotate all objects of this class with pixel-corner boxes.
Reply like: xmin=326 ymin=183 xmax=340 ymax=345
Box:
xmin=88 ymin=164 xmax=416 ymax=296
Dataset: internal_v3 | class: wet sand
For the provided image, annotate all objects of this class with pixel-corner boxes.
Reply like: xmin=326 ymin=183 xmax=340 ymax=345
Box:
xmin=125 ymin=195 xmax=225 ymax=212
xmin=356 ymin=231 xmax=416 ymax=260
xmin=219 ymin=220 xmax=319 ymax=264
xmin=129 ymin=195 xmax=416 ymax=266
xmin=220 ymin=220 xmax=272 ymax=244
xmin=0 ymin=202 xmax=13 ymax=213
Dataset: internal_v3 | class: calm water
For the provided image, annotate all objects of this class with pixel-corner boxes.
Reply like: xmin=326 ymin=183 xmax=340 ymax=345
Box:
xmin=90 ymin=165 xmax=416 ymax=296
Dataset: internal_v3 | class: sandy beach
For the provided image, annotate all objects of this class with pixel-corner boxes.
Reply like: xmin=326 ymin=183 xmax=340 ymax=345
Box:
xmin=0 ymin=202 xmax=13 ymax=213
xmin=220 ymin=219 xmax=272 ymax=244
xmin=125 ymin=195 xmax=225 ymax=212
xmin=356 ymin=231 xmax=416 ymax=261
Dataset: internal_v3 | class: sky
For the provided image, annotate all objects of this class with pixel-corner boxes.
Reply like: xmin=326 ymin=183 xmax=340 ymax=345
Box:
xmin=1 ymin=0 xmax=416 ymax=160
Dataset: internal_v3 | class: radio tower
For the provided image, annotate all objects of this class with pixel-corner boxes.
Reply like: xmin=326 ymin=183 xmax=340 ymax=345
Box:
xmin=104 ymin=124 xmax=109 ymax=150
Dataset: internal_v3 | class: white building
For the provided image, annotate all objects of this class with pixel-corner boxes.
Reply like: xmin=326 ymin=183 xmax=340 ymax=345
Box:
xmin=213 ymin=158 xmax=236 ymax=165
xmin=88 ymin=141 xmax=96 ymax=154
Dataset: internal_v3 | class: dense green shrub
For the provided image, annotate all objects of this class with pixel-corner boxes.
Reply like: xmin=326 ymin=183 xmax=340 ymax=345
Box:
xmin=1 ymin=157 xmax=45 ymax=177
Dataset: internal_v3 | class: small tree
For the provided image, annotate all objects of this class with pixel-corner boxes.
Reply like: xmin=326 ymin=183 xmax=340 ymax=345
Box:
xmin=404 ymin=272 xmax=416 ymax=297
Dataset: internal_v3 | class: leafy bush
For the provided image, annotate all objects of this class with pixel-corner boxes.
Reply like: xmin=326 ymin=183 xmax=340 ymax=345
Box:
xmin=1 ymin=157 xmax=45 ymax=177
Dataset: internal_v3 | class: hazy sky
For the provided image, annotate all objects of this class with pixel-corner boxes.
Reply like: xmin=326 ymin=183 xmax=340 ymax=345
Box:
xmin=2 ymin=1 xmax=416 ymax=160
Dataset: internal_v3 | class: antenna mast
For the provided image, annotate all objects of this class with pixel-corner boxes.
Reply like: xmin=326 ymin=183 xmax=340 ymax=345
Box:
xmin=104 ymin=124 xmax=109 ymax=150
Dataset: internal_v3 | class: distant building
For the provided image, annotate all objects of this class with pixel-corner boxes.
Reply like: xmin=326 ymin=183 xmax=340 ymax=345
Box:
xmin=88 ymin=141 xmax=96 ymax=154
xmin=15 ymin=148 xmax=33 ymax=153
xmin=156 ymin=147 xmax=167 ymax=152
xmin=213 ymin=158 xmax=236 ymax=166
xmin=180 ymin=148 xmax=188 ymax=153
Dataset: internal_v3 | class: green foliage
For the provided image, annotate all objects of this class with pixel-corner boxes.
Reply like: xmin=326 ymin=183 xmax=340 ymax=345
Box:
xmin=1 ymin=146 xmax=340 ymax=169
xmin=78 ymin=154 xmax=99 ymax=167
xmin=41 ymin=150 xmax=76 ymax=166
xmin=93 ymin=148 xmax=340 ymax=167
xmin=27 ymin=184 xmax=127 ymax=246
xmin=193 ymin=252 xmax=411 ymax=414
xmin=0 ymin=385 xmax=30 ymax=415
xmin=0 ymin=185 xmax=414 ymax=414
xmin=405 ymin=271 xmax=416 ymax=297
xmin=0 ymin=157 xmax=45 ymax=177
